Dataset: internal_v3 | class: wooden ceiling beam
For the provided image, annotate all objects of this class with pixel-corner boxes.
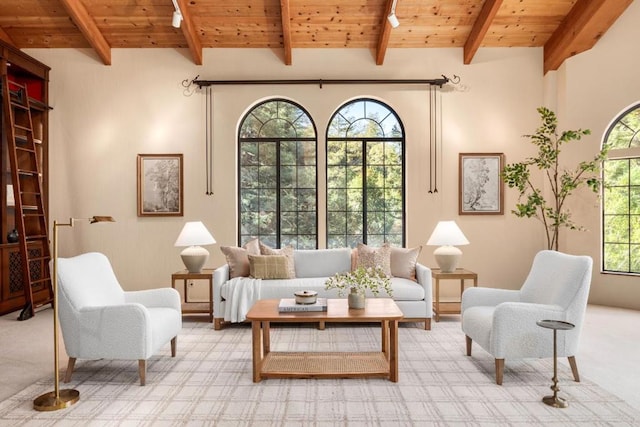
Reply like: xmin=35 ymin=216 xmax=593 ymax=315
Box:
xmin=176 ymin=0 xmax=203 ymax=65
xmin=58 ymin=0 xmax=111 ymax=65
xmin=463 ymin=0 xmax=503 ymax=65
xmin=0 ymin=27 xmax=16 ymax=47
xmin=375 ymin=0 xmax=395 ymax=65
xmin=544 ymin=0 xmax=633 ymax=74
xmin=280 ymin=0 xmax=292 ymax=65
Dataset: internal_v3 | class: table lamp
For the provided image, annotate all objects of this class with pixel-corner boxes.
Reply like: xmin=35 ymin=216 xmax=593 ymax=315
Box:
xmin=426 ymin=220 xmax=469 ymax=273
xmin=174 ymin=221 xmax=216 ymax=273
xmin=34 ymin=215 xmax=114 ymax=412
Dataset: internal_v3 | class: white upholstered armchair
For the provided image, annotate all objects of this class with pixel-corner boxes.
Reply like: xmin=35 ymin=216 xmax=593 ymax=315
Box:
xmin=56 ymin=252 xmax=182 ymax=385
xmin=461 ymin=250 xmax=592 ymax=385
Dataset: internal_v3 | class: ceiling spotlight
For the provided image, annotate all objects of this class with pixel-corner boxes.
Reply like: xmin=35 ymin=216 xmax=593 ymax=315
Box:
xmin=387 ymin=12 xmax=399 ymax=28
xmin=387 ymin=0 xmax=399 ymax=28
xmin=172 ymin=10 xmax=182 ymax=28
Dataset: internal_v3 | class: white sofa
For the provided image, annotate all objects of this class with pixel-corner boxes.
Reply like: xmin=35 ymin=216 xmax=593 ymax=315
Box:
xmin=213 ymin=248 xmax=433 ymax=330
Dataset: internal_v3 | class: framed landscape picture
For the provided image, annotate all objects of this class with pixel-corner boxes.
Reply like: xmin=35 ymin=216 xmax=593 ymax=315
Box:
xmin=459 ymin=153 xmax=504 ymax=215
xmin=137 ymin=154 xmax=183 ymax=217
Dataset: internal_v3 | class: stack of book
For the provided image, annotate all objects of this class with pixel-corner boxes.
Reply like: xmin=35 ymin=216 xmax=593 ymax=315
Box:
xmin=278 ymin=298 xmax=328 ymax=312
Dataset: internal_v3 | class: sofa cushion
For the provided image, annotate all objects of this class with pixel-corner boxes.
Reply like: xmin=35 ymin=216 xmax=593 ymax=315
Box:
xmin=220 ymin=238 xmax=261 ymax=278
xmin=248 ymin=255 xmax=294 ymax=279
xmin=390 ymin=246 xmax=422 ymax=281
xmin=293 ymin=248 xmax=352 ymax=278
xmin=356 ymin=243 xmax=391 ymax=276
xmin=220 ymin=276 xmax=424 ymax=301
xmin=259 ymin=243 xmax=296 ymax=278
xmin=388 ymin=277 xmax=425 ymax=300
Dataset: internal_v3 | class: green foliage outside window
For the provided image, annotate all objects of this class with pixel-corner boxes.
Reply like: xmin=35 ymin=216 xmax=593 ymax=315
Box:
xmin=239 ymin=100 xmax=317 ymax=249
xmin=327 ymin=99 xmax=404 ymax=248
xmin=602 ymin=105 xmax=640 ymax=273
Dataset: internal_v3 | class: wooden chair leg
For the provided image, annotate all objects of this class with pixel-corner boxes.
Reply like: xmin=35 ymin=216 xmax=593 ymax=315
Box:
xmin=465 ymin=335 xmax=472 ymax=356
xmin=495 ymin=359 xmax=504 ymax=385
xmin=64 ymin=357 xmax=76 ymax=383
xmin=425 ymin=318 xmax=431 ymax=331
xmin=317 ymin=321 xmax=325 ymax=330
xmin=568 ymin=356 xmax=580 ymax=382
xmin=171 ymin=337 xmax=177 ymax=357
xmin=138 ymin=360 xmax=146 ymax=386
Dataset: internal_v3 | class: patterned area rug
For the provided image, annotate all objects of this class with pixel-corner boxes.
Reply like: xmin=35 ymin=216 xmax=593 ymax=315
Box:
xmin=0 ymin=320 xmax=638 ymax=426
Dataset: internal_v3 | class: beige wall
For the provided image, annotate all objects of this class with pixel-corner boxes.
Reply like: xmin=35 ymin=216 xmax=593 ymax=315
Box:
xmin=23 ymin=1 xmax=639 ymax=309
xmin=546 ymin=0 xmax=640 ymax=309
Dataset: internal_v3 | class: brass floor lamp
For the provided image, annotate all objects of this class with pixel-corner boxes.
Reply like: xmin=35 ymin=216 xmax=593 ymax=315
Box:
xmin=34 ymin=216 xmax=114 ymax=412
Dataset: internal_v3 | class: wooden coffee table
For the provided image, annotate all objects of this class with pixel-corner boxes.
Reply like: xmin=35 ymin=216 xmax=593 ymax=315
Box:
xmin=246 ymin=298 xmax=404 ymax=382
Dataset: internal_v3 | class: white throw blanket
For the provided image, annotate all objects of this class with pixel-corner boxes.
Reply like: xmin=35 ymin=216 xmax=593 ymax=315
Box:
xmin=223 ymin=277 xmax=262 ymax=323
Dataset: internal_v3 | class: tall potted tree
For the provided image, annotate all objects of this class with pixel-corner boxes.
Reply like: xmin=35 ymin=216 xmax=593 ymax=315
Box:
xmin=501 ymin=107 xmax=609 ymax=250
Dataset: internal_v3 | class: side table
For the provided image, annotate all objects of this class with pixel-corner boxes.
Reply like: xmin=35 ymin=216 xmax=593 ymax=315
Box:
xmin=171 ymin=269 xmax=214 ymax=322
xmin=536 ymin=319 xmax=575 ymax=408
xmin=431 ymin=268 xmax=478 ymax=322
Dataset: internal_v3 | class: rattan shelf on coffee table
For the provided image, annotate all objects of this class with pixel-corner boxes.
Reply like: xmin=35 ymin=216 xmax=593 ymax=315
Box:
xmin=246 ymin=298 xmax=404 ymax=382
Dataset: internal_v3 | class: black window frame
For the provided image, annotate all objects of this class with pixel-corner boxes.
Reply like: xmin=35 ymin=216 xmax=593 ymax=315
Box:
xmin=325 ymin=98 xmax=406 ymax=248
xmin=602 ymin=103 xmax=640 ymax=275
xmin=237 ymin=98 xmax=318 ymax=249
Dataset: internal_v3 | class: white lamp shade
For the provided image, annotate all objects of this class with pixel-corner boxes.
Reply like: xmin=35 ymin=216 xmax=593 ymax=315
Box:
xmin=174 ymin=221 xmax=216 ymax=247
xmin=426 ymin=221 xmax=469 ymax=246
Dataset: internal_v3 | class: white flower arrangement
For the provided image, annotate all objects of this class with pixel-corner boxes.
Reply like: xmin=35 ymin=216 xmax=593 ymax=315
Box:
xmin=325 ymin=266 xmax=393 ymax=297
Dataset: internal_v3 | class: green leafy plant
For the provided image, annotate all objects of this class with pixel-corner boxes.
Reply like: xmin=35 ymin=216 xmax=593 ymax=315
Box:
xmin=325 ymin=266 xmax=393 ymax=297
xmin=501 ymin=107 xmax=609 ymax=250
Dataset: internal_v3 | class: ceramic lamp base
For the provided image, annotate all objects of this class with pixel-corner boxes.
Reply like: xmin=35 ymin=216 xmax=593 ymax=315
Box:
xmin=180 ymin=245 xmax=209 ymax=273
xmin=434 ymin=245 xmax=462 ymax=273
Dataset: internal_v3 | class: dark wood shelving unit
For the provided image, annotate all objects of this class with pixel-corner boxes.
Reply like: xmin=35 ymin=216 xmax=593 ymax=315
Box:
xmin=0 ymin=41 xmax=51 ymax=317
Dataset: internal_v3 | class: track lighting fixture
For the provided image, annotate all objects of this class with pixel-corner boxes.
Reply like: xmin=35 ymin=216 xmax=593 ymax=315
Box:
xmin=171 ymin=0 xmax=183 ymax=28
xmin=172 ymin=10 xmax=182 ymax=28
xmin=387 ymin=0 xmax=399 ymax=28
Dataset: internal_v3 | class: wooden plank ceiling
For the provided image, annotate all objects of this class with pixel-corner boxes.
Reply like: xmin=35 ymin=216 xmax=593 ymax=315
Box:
xmin=0 ymin=0 xmax=632 ymax=73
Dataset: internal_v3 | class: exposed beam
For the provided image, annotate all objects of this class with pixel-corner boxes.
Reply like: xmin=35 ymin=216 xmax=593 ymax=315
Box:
xmin=0 ymin=27 xmax=16 ymax=47
xmin=544 ymin=0 xmax=633 ymax=74
xmin=375 ymin=0 xmax=395 ymax=65
xmin=280 ymin=0 xmax=292 ymax=65
xmin=58 ymin=0 xmax=111 ymax=65
xmin=177 ymin=0 xmax=203 ymax=65
xmin=463 ymin=0 xmax=504 ymax=65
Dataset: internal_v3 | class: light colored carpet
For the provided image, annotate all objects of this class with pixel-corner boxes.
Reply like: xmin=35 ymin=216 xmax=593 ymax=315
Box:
xmin=0 ymin=320 xmax=638 ymax=426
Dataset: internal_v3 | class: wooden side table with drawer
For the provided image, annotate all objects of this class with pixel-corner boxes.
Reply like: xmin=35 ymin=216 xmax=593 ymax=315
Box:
xmin=171 ymin=269 xmax=214 ymax=322
xmin=431 ymin=268 xmax=478 ymax=322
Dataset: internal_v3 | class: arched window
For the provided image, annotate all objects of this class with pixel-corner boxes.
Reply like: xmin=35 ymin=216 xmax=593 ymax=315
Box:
xmin=602 ymin=103 xmax=640 ymax=274
xmin=326 ymin=99 xmax=405 ymax=248
xmin=238 ymin=99 xmax=317 ymax=248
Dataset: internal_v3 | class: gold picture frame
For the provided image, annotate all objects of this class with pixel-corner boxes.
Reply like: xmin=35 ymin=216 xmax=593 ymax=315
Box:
xmin=137 ymin=154 xmax=183 ymax=217
xmin=459 ymin=153 xmax=504 ymax=215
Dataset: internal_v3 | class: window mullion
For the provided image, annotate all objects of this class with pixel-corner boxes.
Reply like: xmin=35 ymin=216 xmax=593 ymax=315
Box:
xmin=362 ymin=139 xmax=367 ymax=245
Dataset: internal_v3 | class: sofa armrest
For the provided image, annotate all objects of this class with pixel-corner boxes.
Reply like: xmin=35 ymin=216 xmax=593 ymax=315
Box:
xmin=213 ymin=264 xmax=230 ymax=316
xmin=415 ymin=263 xmax=433 ymax=315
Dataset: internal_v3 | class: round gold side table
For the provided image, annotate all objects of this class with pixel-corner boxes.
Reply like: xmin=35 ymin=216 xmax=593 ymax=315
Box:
xmin=536 ymin=319 xmax=575 ymax=408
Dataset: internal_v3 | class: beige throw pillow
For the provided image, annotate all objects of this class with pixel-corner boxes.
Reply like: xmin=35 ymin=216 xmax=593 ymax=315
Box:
xmin=248 ymin=255 xmax=293 ymax=279
xmin=390 ymin=246 xmax=422 ymax=281
xmin=259 ymin=242 xmax=296 ymax=278
xmin=220 ymin=238 xmax=260 ymax=278
xmin=356 ymin=243 xmax=391 ymax=276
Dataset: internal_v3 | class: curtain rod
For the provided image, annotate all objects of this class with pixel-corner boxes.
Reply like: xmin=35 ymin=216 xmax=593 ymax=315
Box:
xmin=189 ymin=75 xmax=459 ymax=89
